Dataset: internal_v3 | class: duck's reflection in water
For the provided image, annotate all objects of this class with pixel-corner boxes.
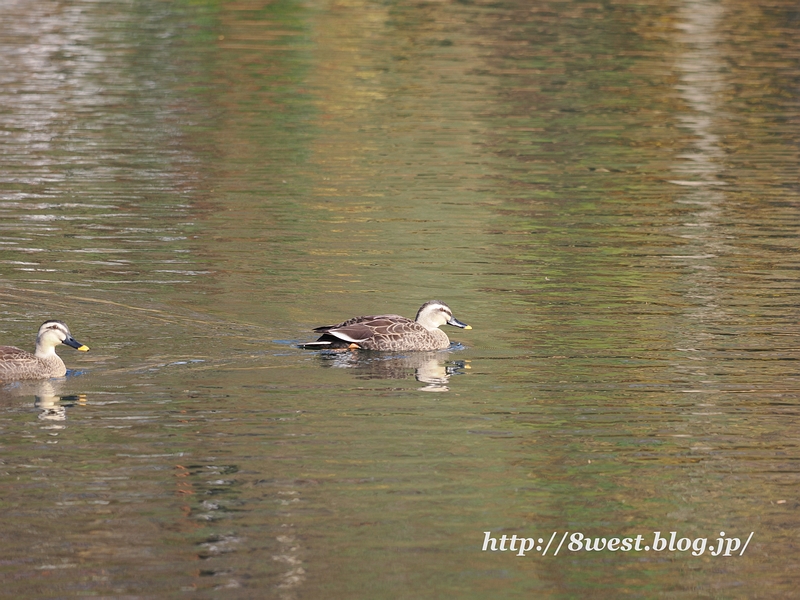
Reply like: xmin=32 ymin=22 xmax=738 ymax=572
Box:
xmin=1 ymin=379 xmax=86 ymax=422
xmin=315 ymin=350 xmax=469 ymax=392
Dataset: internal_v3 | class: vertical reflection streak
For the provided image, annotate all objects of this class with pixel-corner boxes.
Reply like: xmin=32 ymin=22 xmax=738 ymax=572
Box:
xmin=669 ymin=1 xmax=730 ymax=383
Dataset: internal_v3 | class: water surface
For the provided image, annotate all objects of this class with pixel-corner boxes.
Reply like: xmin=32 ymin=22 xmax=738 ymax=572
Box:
xmin=1 ymin=0 xmax=798 ymax=597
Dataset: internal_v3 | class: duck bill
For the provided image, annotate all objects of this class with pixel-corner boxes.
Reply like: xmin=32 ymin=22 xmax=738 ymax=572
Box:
xmin=446 ymin=316 xmax=472 ymax=330
xmin=63 ymin=337 xmax=90 ymax=352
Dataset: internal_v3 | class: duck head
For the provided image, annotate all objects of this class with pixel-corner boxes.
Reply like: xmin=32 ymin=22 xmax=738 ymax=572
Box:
xmin=35 ymin=320 xmax=90 ymax=357
xmin=414 ymin=300 xmax=472 ymax=331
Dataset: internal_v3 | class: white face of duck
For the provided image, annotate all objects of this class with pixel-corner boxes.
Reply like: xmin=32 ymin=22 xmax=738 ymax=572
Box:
xmin=415 ymin=301 xmax=472 ymax=331
xmin=35 ymin=321 xmax=90 ymax=357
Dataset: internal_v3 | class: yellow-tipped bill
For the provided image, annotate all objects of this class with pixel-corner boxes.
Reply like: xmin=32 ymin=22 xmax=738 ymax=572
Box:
xmin=63 ymin=335 xmax=89 ymax=352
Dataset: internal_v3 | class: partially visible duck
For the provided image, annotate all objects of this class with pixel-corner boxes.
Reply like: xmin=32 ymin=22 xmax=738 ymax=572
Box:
xmin=300 ymin=300 xmax=471 ymax=351
xmin=0 ymin=321 xmax=89 ymax=381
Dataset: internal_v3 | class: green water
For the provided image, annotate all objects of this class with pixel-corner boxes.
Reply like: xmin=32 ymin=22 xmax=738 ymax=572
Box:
xmin=0 ymin=0 xmax=798 ymax=597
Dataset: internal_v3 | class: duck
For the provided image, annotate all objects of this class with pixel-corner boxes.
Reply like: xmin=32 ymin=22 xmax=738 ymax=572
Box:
xmin=0 ymin=320 xmax=89 ymax=381
xmin=300 ymin=300 xmax=471 ymax=351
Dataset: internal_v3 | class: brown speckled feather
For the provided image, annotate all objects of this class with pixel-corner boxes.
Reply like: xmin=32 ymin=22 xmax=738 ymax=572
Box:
xmin=0 ymin=345 xmax=67 ymax=380
xmin=312 ymin=315 xmax=450 ymax=351
xmin=0 ymin=346 xmax=29 ymax=361
xmin=314 ymin=314 xmax=406 ymax=332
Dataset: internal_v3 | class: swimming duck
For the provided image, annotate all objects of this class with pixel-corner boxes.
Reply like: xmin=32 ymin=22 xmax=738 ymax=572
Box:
xmin=0 ymin=321 xmax=89 ymax=381
xmin=301 ymin=300 xmax=471 ymax=351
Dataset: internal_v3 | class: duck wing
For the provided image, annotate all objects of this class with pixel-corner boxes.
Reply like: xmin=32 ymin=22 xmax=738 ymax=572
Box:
xmin=0 ymin=345 xmax=33 ymax=362
xmin=0 ymin=346 xmax=36 ymax=378
xmin=301 ymin=319 xmax=384 ymax=350
xmin=323 ymin=316 xmax=432 ymax=350
xmin=313 ymin=314 xmax=407 ymax=333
